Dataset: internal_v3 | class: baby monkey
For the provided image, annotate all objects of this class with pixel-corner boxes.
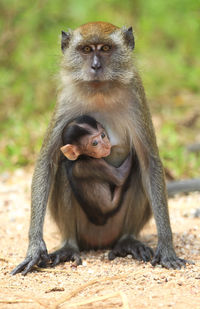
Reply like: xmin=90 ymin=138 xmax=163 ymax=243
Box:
xmin=61 ymin=115 xmax=132 ymax=226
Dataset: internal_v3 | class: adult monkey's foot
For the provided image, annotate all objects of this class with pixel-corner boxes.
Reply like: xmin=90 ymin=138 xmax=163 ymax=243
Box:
xmin=11 ymin=239 xmax=49 ymax=275
xmin=151 ymin=244 xmax=190 ymax=269
xmin=49 ymin=244 xmax=82 ymax=266
xmin=108 ymin=236 xmax=153 ymax=262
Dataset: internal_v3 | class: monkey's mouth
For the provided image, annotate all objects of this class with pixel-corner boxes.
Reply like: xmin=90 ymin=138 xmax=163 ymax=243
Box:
xmin=89 ymin=80 xmax=102 ymax=86
xmin=88 ymin=69 xmax=105 ymax=81
xmin=90 ymin=149 xmax=111 ymax=159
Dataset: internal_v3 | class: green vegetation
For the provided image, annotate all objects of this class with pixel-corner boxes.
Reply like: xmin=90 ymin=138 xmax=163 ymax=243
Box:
xmin=0 ymin=0 xmax=200 ymax=177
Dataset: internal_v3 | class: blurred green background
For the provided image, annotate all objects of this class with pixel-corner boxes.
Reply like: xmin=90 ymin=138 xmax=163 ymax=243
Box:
xmin=0 ymin=0 xmax=200 ymax=178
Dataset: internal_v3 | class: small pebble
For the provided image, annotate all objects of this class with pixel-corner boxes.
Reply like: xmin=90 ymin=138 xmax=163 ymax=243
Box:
xmin=192 ymin=208 xmax=200 ymax=218
xmin=88 ymin=269 xmax=94 ymax=274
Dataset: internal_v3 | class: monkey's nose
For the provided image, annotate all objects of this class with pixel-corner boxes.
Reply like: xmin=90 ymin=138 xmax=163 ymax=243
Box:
xmin=91 ymin=56 xmax=101 ymax=71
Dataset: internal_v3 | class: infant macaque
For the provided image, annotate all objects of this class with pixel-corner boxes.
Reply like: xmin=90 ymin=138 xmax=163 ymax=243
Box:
xmin=61 ymin=115 xmax=132 ymax=226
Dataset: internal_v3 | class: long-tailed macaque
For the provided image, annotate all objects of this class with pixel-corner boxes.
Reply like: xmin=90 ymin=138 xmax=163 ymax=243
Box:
xmin=60 ymin=115 xmax=132 ymax=227
xmin=11 ymin=22 xmax=187 ymax=275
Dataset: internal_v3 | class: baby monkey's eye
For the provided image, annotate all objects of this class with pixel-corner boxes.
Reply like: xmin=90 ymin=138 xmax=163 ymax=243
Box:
xmin=92 ymin=140 xmax=98 ymax=146
xmin=82 ymin=46 xmax=92 ymax=53
xmin=101 ymin=132 xmax=106 ymax=138
xmin=101 ymin=45 xmax=111 ymax=52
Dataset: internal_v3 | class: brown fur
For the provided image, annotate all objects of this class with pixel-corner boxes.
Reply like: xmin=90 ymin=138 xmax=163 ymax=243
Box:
xmin=78 ymin=22 xmax=119 ymax=37
xmin=11 ymin=22 xmax=187 ymax=275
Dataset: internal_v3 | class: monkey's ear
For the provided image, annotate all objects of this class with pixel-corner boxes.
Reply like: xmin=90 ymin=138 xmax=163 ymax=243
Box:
xmin=61 ymin=30 xmax=71 ymax=53
xmin=123 ymin=27 xmax=135 ymax=50
xmin=60 ymin=144 xmax=80 ymax=160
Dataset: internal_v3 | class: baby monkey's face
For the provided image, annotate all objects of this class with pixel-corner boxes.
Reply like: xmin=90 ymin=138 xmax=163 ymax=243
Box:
xmin=81 ymin=124 xmax=111 ymax=158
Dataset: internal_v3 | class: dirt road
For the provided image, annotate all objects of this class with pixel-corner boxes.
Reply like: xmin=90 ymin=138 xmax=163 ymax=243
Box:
xmin=0 ymin=169 xmax=200 ymax=308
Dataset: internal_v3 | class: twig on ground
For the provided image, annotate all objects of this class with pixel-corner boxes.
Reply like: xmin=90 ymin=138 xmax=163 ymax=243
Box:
xmin=0 ymin=300 xmax=33 ymax=304
xmin=52 ymin=274 xmax=128 ymax=309
xmin=120 ymin=291 xmax=130 ymax=309
xmin=0 ymin=297 xmax=49 ymax=308
xmin=66 ymin=292 xmax=121 ymax=308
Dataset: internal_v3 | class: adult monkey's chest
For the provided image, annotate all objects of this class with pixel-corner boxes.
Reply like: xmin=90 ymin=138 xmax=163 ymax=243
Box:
xmin=89 ymin=111 xmax=131 ymax=167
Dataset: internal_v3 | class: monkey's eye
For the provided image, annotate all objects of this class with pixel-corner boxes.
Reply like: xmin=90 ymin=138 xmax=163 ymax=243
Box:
xmin=82 ymin=46 xmax=92 ymax=53
xmin=101 ymin=132 xmax=106 ymax=139
xmin=92 ymin=140 xmax=98 ymax=146
xmin=101 ymin=45 xmax=111 ymax=52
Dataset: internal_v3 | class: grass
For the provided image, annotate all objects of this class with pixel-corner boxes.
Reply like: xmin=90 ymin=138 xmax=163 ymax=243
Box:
xmin=0 ymin=0 xmax=199 ymax=178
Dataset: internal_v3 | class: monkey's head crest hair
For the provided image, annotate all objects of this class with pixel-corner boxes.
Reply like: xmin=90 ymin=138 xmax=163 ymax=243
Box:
xmin=62 ymin=115 xmax=98 ymax=145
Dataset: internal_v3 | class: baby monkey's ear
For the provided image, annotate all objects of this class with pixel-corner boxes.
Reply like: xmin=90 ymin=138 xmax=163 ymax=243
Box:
xmin=60 ymin=144 xmax=80 ymax=161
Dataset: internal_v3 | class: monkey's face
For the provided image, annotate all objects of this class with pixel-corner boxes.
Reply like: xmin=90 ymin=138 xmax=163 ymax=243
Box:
xmin=81 ymin=124 xmax=111 ymax=158
xmin=74 ymin=43 xmax=114 ymax=82
xmin=61 ymin=22 xmax=135 ymax=85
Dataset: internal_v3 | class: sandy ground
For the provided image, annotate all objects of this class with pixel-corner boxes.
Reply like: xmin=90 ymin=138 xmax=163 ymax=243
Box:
xmin=0 ymin=168 xmax=200 ymax=309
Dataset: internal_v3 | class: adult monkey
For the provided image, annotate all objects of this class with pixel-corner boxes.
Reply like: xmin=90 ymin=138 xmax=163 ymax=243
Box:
xmin=11 ymin=22 xmax=187 ymax=275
